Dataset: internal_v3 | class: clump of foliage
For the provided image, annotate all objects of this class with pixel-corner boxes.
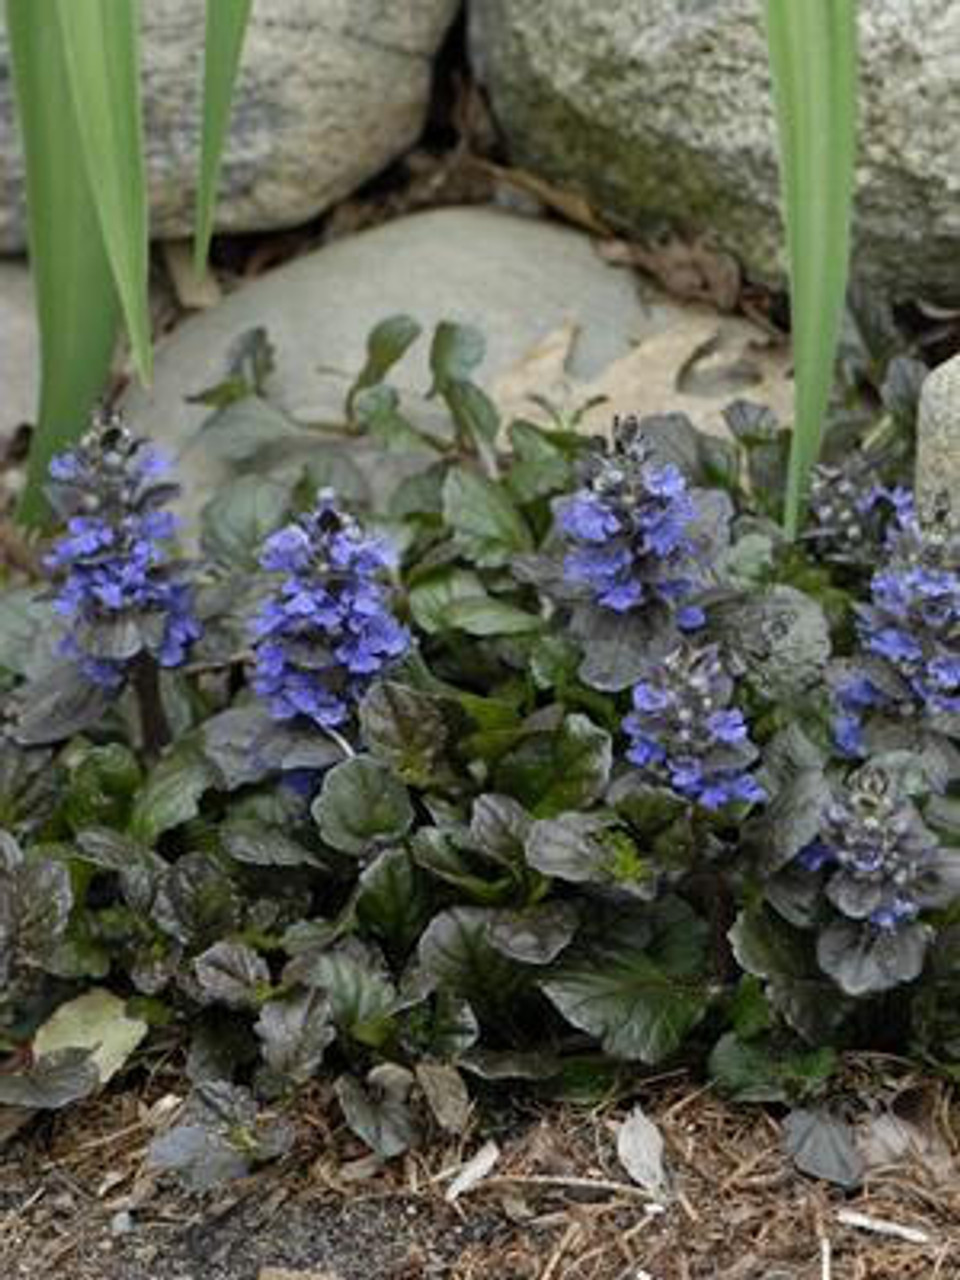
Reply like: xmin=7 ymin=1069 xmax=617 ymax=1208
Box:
xmin=0 ymin=316 xmax=956 ymax=1189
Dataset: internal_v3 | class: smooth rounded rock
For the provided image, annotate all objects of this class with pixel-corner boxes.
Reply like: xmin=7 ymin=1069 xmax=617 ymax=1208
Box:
xmin=124 ymin=206 xmax=684 ymax=525
xmin=471 ymin=0 xmax=960 ymax=299
xmin=0 ymin=0 xmax=458 ymax=252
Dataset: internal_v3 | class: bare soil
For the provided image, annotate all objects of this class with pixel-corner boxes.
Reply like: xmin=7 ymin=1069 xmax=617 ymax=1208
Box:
xmin=1 ymin=1059 xmax=957 ymax=1280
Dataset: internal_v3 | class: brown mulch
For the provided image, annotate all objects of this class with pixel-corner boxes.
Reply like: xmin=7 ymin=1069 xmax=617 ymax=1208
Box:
xmin=1 ymin=1058 xmax=957 ymax=1280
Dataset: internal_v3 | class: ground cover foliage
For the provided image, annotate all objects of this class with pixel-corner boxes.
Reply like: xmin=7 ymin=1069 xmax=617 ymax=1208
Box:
xmin=0 ymin=314 xmax=958 ymax=1191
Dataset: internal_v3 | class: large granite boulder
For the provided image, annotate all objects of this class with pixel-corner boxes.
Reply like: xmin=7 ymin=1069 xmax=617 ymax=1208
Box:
xmin=470 ymin=0 xmax=960 ymax=299
xmin=0 ymin=262 xmax=38 ymax=440
xmin=0 ymin=0 xmax=459 ymax=252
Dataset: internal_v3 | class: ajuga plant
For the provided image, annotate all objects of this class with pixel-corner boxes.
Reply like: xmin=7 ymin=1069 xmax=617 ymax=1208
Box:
xmin=13 ymin=411 xmax=200 ymax=753
xmin=0 ymin=316 xmax=957 ymax=1192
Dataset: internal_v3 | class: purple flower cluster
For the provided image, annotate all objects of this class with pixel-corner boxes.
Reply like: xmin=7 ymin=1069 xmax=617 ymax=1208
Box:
xmin=557 ymin=431 xmax=708 ymax=627
xmin=796 ymin=768 xmax=937 ymax=931
xmin=622 ymin=643 xmax=766 ymax=811
xmin=806 ymin=456 xmax=912 ymax=568
xmin=45 ymin=415 xmax=200 ymax=689
xmin=836 ymin=497 xmax=960 ymax=752
xmin=252 ymin=492 xmax=410 ymax=729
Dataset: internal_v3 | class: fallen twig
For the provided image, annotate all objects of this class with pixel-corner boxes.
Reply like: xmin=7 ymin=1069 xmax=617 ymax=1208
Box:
xmin=463 ymin=1173 xmax=660 ymax=1202
xmin=836 ymin=1209 xmax=933 ymax=1245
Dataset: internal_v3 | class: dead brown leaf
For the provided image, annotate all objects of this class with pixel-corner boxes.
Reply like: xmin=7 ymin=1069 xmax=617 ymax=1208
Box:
xmin=473 ymin=159 xmax=612 ymax=236
xmin=597 ymin=232 xmax=742 ymax=311
xmin=492 ymin=309 xmax=794 ymax=441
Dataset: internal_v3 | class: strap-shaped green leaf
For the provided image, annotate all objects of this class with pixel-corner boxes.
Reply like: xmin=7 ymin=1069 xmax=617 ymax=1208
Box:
xmin=5 ymin=0 xmax=121 ymax=526
xmin=764 ymin=0 xmax=858 ymax=537
xmin=195 ymin=0 xmax=253 ymax=272
xmin=54 ymin=0 xmax=152 ymax=385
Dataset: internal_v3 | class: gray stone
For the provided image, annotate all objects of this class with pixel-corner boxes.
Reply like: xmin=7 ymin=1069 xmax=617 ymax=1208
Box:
xmin=0 ymin=261 xmax=38 ymax=438
xmin=917 ymin=356 xmax=960 ymax=522
xmin=0 ymin=0 xmax=458 ymax=252
xmin=470 ymin=0 xmax=960 ymax=299
xmin=124 ymin=205 xmax=686 ymax=527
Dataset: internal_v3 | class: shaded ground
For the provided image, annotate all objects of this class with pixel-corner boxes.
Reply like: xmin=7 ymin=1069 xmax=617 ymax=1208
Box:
xmin=1 ymin=1060 xmax=957 ymax=1280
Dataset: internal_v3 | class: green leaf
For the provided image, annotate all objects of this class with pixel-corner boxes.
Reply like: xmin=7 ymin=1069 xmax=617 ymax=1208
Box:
xmin=358 ymin=681 xmax=454 ymax=786
xmin=312 ymin=757 xmax=413 ymax=856
xmin=443 ymin=381 xmax=501 ymax=454
xmin=540 ymin=899 xmax=710 ymax=1064
xmin=0 ymin=588 xmax=57 ymax=678
xmin=526 ymin=813 xmax=654 ymax=898
xmin=11 ymin=661 xmax=114 ymax=748
xmin=816 ymin=919 xmax=933 ymax=997
xmin=496 ymin=714 xmax=612 ymax=818
xmin=202 ymin=702 xmax=342 ymax=791
xmin=54 ymin=0 xmax=152 ymax=383
xmin=61 ymin=742 xmax=142 ymax=832
xmin=255 ymin=989 xmax=336 ymax=1084
xmin=191 ymin=395 xmax=306 ymax=467
xmin=188 ymin=328 xmax=275 ymax=407
xmin=219 ymin=820 xmax=327 ymax=870
xmin=709 ymin=1032 xmax=837 ymax=1104
xmin=352 ymin=385 xmax=441 ymax=454
xmin=5 ymin=0 xmax=120 ymax=526
xmin=149 ymin=1083 xmax=293 ymax=1190
xmin=357 ymin=848 xmax=435 ymax=955
xmin=429 ymin=322 xmax=486 ymax=392
xmin=442 ymin=469 xmax=534 ymax=568
xmin=286 ymin=940 xmax=398 ymax=1046
xmin=347 ymin=314 xmax=422 ymax=418
xmin=470 ymin=794 xmax=531 ymax=870
xmin=200 ymin=474 xmax=293 ymax=568
xmin=154 ymin=852 xmax=241 ymax=949
xmin=711 ymin=586 xmax=831 ymax=702
xmin=444 ymin=596 xmax=543 ymax=637
xmin=417 ymin=907 xmax=529 ymax=1019
xmin=411 ymin=828 xmax=515 ymax=906
xmin=130 ymin=741 xmax=218 ymax=844
xmin=195 ymin=0 xmax=252 ymax=271
xmin=0 ymin=1047 xmax=99 ymax=1109
xmin=571 ymin=605 xmax=674 ymax=694
xmin=506 ymin=420 xmax=576 ymax=505
xmin=486 ymin=902 xmax=579 ymax=966
xmin=0 ymin=853 xmax=74 ymax=975
xmin=408 ymin=567 xmax=488 ymax=634
xmin=763 ymin=0 xmax=858 ymax=535
xmin=33 ymin=989 xmax=148 ymax=1086
xmin=400 ymin=991 xmax=479 ymax=1061
xmin=194 ymin=941 xmax=271 ymax=1010
xmin=335 ymin=1067 xmax=418 ymax=1160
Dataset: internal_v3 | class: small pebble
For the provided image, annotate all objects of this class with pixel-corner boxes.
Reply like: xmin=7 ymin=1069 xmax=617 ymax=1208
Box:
xmin=110 ymin=1210 xmax=134 ymax=1235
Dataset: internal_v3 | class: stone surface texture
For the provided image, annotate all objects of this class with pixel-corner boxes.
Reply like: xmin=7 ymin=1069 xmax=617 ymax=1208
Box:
xmin=124 ymin=206 xmax=790 ymax=532
xmin=470 ymin=0 xmax=960 ymax=298
xmin=0 ymin=0 xmax=459 ymax=252
xmin=0 ymin=262 xmax=38 ymax=439
xmin=917 ymin=356 xmax=960 ymax=523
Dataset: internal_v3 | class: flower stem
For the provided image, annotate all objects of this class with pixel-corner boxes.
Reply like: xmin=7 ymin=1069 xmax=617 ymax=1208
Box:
xmin=132 ymin=654 xmax=172 ymax=757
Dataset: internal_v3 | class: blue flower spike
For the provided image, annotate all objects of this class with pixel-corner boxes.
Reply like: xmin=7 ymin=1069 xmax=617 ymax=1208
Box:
xmin=557 ymin=428 xmax=715 ymax=629
xmin=622 ymin=643 xmax=766 ymax=812
xmin=45 ymin=411 xmax=201 ymax=692
xmin=252 ymin=491 xmax=410 ymax=731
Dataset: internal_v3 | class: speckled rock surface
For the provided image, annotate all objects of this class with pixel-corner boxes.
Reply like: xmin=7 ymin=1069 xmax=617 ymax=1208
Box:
xmin=0 ymin=261 xmax=38 ymax=439
xmin=917 ymin=356 xmax=960 ymax=522
xmin=470 ymin=0 xmax=960 ymax=299
xmin=0 ymin=0 xmax=458 ymax=252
